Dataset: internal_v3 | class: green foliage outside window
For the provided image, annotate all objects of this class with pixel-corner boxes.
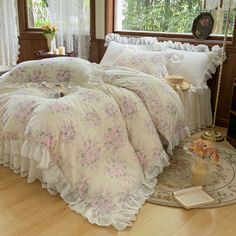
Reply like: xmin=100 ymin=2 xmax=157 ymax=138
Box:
xmin=121 ymin=0 xmax=235 ymax=35
xmin=27 ymin=0 xmax=50 ymax=28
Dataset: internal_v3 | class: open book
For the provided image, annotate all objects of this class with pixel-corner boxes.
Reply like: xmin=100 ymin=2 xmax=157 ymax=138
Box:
xmin=173 ymin=186 xmax=215 ymax=209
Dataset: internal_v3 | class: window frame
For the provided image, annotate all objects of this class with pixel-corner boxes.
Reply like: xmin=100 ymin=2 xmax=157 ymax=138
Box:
xmin=106 ymin=0 xmax=236 ymax=49
xmin=18 ymin=0 xmax=44 ymax=37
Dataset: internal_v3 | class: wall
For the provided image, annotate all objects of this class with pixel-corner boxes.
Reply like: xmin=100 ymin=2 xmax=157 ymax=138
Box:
xmin=89 ymin=0 xmax=107 ymax=62
xmin=95 ymin=0 xmax=105 ymax=39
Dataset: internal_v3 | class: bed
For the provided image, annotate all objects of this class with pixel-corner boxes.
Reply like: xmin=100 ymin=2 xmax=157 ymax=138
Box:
xmin=101 ymin=33 xmax=222 ymax=133
xmin=0 ymin=35 xmax=221 ymax=230
xmin=0 ymin=57 xmax=188 ymax=230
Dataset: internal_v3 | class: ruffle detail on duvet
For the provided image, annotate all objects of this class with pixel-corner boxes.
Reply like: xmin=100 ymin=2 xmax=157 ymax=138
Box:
xmin=0 ymin=139 xmax=169 ymax=231
xmin=167 ymin=126 xmax=190 ymax=155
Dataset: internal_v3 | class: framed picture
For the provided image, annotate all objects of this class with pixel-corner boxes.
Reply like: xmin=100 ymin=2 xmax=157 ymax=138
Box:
xmin=192 ymin=12 xmax=214 ymax=40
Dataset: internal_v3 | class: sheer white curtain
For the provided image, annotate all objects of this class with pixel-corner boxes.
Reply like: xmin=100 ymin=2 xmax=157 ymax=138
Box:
xmin=47 ymin=0 xmax=90 ymax=59
xmin=202 ymin=0 xmax=236 ymax=10
xmin=0 ymin=0 xmax=19 ymax=66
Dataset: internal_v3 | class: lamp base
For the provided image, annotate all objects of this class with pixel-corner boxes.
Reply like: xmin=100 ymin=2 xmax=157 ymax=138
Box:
xmin=201 ymin=130 xmax=224 ymax=142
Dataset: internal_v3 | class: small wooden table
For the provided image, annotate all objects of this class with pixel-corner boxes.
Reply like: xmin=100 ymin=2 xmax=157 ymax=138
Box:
xmin=35 ymin=50 xmax=76 ymax=60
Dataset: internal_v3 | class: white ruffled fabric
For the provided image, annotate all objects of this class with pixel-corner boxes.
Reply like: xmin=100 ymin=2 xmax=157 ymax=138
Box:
xmin=105 ymin=33 xmax=159 ymax=46
xmin=0 ymin=145 xmax=169 ymax=229
xmin=0 ymin=0 xmax=19 ymax=66
xmin=0 ymin=57 xmax=189 ymax=230
xmin=203 ymin=0 xmax=236 ymax=10
xmin=176 ymin=86 xmax=212 ymax=134
xmin=103 ymin=34 xmax=222 ymax=133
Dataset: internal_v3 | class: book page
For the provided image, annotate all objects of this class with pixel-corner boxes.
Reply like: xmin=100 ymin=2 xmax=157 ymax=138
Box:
xmin=173 ymin=187 xmax=215 ymax=208
xmin=175 ymin=191 xmax=213 ymax=206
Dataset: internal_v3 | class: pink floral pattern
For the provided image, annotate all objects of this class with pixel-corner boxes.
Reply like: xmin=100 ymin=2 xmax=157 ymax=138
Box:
xmin=166 ymin=103 xmax=178 ymax=114
xmin=149 ymin=99 xmax=163 ymax=113
xmin=59 ymin=124 xmax=76 ymax=143
xmin=145 ymin=120 xmax=157 ymax=135
xmin=48 ymin=102 xmax=70 ymax=113
xmin=131 ymin=55 xmax=146 ymax=65
xmin=112 ymin=50 xmax=169 ymax=79
xmin=27 ymin=69 xmax=49 ymax=83
xmin=80 ymin=140 xmax=100 ymax=167
xmin=106 ymin=159 xmax=127 ymax=178
xmin=14 ymin=100 xmax=36 ymax=122
xmin=76 ymin=179 xmax=89 ymax=200
xmin=104 ymin=103 xmax=118 ymax=117
xmin=56 ymin=68 xmax=72 ymax=82
xmin=105 ymin=127 xmax=124 ymax=151
xmin=51 ymin=153 xmax=62 ymax=164
xmin=135 ymin=147 xmax=148 ymax=169
xmin=3 ymin=131 xmax=18 ymax=140
xmin=0 ymin=58 xmax=188 ymax=230
xmin=81 ymin=90 xmax=103 ymax=102
xmin=91 ymin=192 xmax=116 ymax=214
xmin=39 ymin=129 xmax=54 ymax=149
xmin=84 ymin=111 xmax=101 ymax=126
xmin=120 ymin=97 xmax=137 ymax=118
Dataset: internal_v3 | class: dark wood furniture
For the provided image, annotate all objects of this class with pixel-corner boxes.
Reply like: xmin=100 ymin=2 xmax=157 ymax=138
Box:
xmin=227 ymin=78 xmax=236 ymax=148
xmin=35 ymin=50 xmax=76 ymax=60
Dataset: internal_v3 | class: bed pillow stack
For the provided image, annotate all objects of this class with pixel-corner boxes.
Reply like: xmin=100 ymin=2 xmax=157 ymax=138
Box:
xmin=158 ymin=45 xmax=222 ymax=88
xmin=100 ymin=41 xmax=182 ymax=80
xmin=101 ymin=36 xmax=222 ymax=89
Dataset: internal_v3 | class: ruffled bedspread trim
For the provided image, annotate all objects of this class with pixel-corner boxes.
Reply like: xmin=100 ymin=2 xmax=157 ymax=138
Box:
xmin=0 ymin=138 xmax=170 ymax=230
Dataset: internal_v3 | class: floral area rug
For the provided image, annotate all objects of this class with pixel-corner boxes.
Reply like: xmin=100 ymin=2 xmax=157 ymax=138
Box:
xmin=148 ymin=143 xmax=236 ymax=208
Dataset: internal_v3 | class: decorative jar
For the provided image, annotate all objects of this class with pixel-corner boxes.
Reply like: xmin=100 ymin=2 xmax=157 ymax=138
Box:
xmin=191 ymin=158 xmax=208 ymax=186
xmin=44 ymin=33 xmax=56 ymax=52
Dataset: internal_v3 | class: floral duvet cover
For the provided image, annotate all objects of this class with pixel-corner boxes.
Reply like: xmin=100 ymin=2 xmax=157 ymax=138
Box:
xmin=0 ymin=58 xmax=188 ymax=230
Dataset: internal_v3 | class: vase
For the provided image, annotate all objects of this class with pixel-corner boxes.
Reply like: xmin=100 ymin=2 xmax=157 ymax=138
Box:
xmin=191 ymin=158 xmax=208 ymax=186
xmin=44 ymin=34 xmax=56 ymax=52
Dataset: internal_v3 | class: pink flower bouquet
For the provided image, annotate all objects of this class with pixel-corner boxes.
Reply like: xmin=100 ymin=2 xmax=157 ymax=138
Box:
xmin=42 ymin=23 xmax=58 ymax=37
xmin=188 ymin=138 xmax=220 ymax=165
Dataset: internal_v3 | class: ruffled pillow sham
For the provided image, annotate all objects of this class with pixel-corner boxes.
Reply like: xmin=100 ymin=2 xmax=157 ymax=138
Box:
xmin=161 ymin=48 xmax=222 ymax=88
xmin=103 ymin=34 xmax=222 ymax=89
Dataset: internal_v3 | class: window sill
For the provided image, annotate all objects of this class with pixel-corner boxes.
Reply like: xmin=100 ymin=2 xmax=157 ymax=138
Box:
xmin=114 ymin=30 xmax=234 ymax=48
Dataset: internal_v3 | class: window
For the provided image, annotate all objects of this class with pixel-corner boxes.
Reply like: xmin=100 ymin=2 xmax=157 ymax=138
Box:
xmin=115 ymin=0 xmax=235 ymax=36
xmin=27 ymin=0 xmax=50 ymax=28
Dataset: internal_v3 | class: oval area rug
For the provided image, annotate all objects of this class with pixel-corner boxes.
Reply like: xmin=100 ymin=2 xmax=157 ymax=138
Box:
xmin=148 ymin=144 xmax=236 ymax=208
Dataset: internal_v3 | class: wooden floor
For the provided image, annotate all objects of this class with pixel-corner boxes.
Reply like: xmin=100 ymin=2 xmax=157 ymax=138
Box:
xmin=0 ymin=128 xmax=235 ymax=236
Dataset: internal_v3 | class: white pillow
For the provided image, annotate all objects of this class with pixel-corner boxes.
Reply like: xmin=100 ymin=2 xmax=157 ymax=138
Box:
xmin=111 ymin=50 xmax=182 ymax=79
xmin=166 ymin=50 xmax=220 ymax=88
xmin=100 ymin=41 xmax=159 ymax=67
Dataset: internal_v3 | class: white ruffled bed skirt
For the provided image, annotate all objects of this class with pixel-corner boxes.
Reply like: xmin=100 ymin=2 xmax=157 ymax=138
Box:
xmin=176 ymin=86 xmax=212 ymax=134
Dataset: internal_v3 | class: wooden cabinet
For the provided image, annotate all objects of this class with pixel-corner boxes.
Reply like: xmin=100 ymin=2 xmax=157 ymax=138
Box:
xmin=227 ymin=78 xmax=236 ymax=148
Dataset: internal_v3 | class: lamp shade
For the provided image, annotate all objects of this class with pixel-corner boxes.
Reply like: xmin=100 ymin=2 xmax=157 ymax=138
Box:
xmin=203 ymin=0 xmax=236 ymax=10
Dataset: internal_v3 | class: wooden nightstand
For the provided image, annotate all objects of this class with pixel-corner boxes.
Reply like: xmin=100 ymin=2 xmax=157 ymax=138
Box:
xmin=227 ymin=78 xmax=236 ymax=148
xmin=35 ymin=50 xmax=76 ymax=60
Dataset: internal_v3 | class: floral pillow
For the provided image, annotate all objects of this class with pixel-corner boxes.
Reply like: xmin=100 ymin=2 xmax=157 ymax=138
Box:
xmin=100 ymin=41 xmax=159 ymax=67
xmin=111 ymin=49 xmax=183 ymax=80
